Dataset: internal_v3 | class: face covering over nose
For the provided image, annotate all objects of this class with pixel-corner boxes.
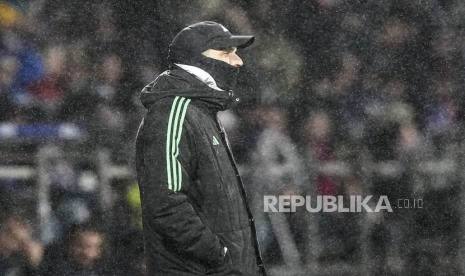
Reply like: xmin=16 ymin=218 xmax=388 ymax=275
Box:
xmin=170 ymin=50 xmax=240 ymax=91
xmin=195 ymin=55 xmax=240 ymax=91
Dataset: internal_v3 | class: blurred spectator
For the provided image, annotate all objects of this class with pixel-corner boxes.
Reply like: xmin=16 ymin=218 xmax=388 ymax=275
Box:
xmin=28 ymin=45 xmax=66 ymax=118
xmin=57 ymin=42 xmax=93 ymax=123
xmin=303 ymin=111 xmax=337 ymax=196
xmin=302 ymin=111 xmax=345 ymax=261
xmin=251 ymin=105 xmax=306 ymax=194
xmin=0 ymin=55 xmax=17 ymax=121
xmin=0 ymin=214 xmax=43 ymax=275
xmin=41 ymin=223 xmax=108 ymax=276
xmin=86 ymin=54 xmax=127 ymax=152
xmin=425 ymin=78 xmax=460 ymax=144
xmin=250 ymin=105 xmax=305 ymax=266
xmin=126 ymin=182 xmax=142 ymax=230
xmin=0 ymin=1 xmax=23 ymax=28
xmin=364 ymin=79 xmax=413 ymax=161
xmin=3 ymin=29 xmax=44 ymax=108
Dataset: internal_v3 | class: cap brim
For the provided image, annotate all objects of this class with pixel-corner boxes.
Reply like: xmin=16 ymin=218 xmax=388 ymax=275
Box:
xmin=230 ymin=35 xmax=255 ymax=49
xmin=209 ymin=35 xmax=255 ymax=50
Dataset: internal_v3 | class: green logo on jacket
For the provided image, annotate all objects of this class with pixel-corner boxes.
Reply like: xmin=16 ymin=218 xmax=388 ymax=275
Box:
xmin=212 ymin=136 xmax=220 ymax=146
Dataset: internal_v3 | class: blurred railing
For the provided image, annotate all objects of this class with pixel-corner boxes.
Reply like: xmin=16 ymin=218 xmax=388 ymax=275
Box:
xmin=0 ymin=123 xmax=134 ymax=243
xmin=0 ymin=124 xmax=464 ymax=275
xmin=243 ymin=143 xmax=464 ymax=275
xmin=294 ymin=145 xmax=464 ymax=275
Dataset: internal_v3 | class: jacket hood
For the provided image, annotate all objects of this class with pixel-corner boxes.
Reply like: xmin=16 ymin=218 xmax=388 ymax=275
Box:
xmin=140 ymin=67 xmax=238 ymax=111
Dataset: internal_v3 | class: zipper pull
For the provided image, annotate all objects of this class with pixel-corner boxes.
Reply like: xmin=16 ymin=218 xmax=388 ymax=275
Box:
xmin=228 ymin=90 xmax=240 ymax=103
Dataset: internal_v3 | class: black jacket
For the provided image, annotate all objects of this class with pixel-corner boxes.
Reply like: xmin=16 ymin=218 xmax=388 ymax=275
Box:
xmin=135 ymin=66 xmax=265 ymax=275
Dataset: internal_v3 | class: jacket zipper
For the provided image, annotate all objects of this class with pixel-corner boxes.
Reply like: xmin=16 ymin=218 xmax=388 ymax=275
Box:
xmin=214 ymin=116 xmax=266 ymax=272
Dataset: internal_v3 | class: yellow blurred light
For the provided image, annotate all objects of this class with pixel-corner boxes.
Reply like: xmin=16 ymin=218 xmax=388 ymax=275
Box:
xmin=0 ymin=3 xmax=21 ymax=27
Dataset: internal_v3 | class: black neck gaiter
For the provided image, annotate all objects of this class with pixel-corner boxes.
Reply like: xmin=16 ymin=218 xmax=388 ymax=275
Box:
xmin=170 ymin=52 xmax=239 ymax=91
xmin=193 ymin=55 xmax=239 ymax=91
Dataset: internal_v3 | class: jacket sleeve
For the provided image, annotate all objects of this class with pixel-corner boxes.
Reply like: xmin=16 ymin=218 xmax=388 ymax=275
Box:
xmin=137 ymin=97 xmax=225 ymax=267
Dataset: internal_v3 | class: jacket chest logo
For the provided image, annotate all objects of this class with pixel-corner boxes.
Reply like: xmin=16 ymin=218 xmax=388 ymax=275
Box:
xmin=212 ymin=135 xmax=220 ymax=146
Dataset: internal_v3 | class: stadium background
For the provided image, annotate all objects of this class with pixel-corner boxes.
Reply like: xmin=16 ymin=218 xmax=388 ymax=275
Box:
xmin=1 ymin=0 xmax=465 ymax=275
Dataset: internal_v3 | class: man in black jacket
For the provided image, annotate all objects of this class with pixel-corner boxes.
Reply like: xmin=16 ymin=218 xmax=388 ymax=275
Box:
xmin=135 ymin=21 xmax=265 ymax=275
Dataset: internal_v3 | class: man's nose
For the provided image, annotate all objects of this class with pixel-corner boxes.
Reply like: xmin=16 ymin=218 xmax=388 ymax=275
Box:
xmin=230 ymin=53 xmax=243 ymax=67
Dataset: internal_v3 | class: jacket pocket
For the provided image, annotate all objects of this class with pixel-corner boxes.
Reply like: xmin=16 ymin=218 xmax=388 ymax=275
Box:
xmin=205 ymin=244 xmax=232 ymax=274
xmin=214 ymin=228 xmax=258 ymax=275
xmin=213 ymin=231 xmax=241 ymax=272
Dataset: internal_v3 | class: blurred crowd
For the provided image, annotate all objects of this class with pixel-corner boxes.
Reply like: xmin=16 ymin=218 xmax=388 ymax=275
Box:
xmin=1 ymin=0 xmax=465 ymax=275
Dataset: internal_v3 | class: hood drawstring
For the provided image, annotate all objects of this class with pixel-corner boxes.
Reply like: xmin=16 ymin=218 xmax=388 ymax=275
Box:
xmin=228 ymin=89 xmax=240 ymax=106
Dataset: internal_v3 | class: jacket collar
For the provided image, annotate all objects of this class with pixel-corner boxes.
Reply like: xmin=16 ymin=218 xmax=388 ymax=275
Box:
xmin=174 ymin=63 xmax=224 ymax=91
xmin=140 ymin=68 xmax=237 ymax=112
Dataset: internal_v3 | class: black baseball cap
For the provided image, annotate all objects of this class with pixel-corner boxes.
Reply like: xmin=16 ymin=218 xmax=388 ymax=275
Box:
xmin=169 ymin=21 xmax=255 ymax=57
